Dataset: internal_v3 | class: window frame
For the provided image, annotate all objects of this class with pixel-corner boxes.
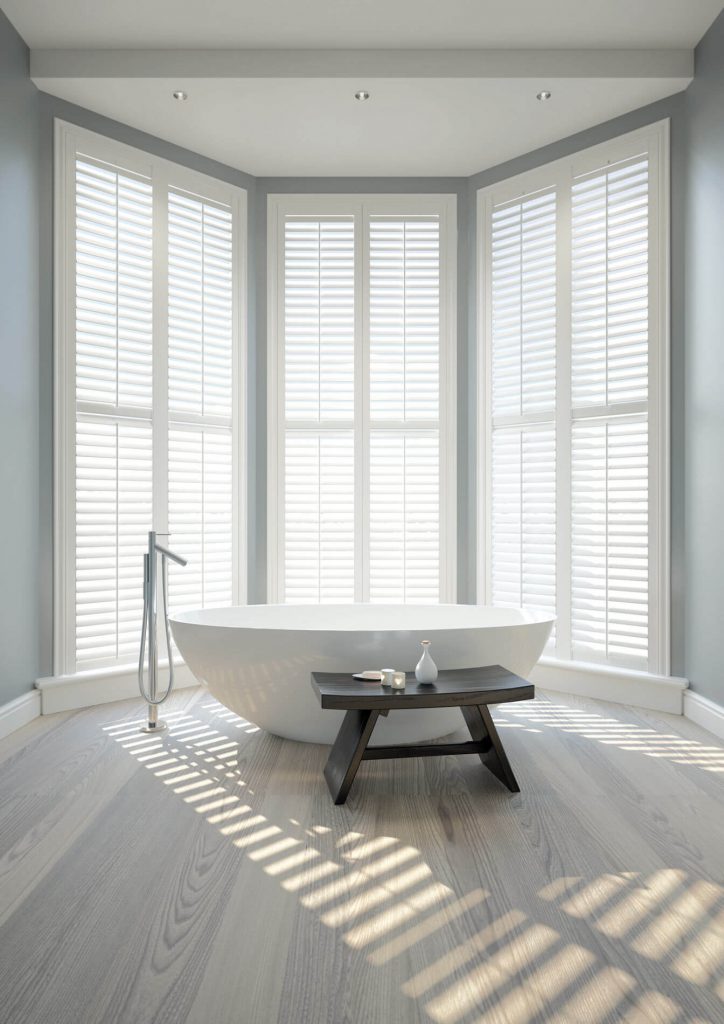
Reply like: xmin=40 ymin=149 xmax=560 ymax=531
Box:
xmin=476 ymin=120 xmax=670 ymax=676
xmin=54 ymin=119 xmax=247 ymax=677
xmin=267 ymin=193 xmax=457 ymax=605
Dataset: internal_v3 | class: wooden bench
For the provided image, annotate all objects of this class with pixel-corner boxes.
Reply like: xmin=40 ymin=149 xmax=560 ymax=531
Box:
xmin=310 ymin=666 xmax=534 ymax=804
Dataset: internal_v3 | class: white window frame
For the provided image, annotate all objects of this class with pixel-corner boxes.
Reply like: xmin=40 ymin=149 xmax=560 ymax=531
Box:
xmin=54 ymin=119 xmax=247 ymax=677
xmin=477 ymin=120 xmax=670 ymax=676
xmin=267 ymin=193 xmax=457 ymax=604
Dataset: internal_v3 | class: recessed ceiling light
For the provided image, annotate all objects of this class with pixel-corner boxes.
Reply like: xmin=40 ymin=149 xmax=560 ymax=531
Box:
xmin=173 ymin=90 xmax=188 ymax=101
xmin=354 ymin=90 xmax=370 ymax=101
xmin=537 ymin=90 xmax=552 ymax=101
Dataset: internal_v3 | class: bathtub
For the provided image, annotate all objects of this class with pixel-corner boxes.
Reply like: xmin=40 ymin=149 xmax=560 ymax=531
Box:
xmin=170 ymin=604 xmax=554 ymax=745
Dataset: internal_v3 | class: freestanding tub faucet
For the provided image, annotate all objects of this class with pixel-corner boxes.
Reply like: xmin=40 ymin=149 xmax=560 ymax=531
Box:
xmin=138 ymin=531 xmax=187 ymax=734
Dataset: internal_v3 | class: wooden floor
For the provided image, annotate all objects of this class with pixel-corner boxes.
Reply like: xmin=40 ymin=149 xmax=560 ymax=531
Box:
xmin=0 ymin=688 xmax=722 ymax=1024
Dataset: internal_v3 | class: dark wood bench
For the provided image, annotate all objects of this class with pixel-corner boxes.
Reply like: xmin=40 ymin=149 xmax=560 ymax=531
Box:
xmin=310 ymin=665 xmax=534 ymax=804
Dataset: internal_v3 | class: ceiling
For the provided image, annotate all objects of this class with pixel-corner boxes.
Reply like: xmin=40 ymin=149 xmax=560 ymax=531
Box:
xmin=35 ymin=76 xmax=691 ymax=178
xmin=6 ymin=0 xmax=723 ymax=49
xmin=8 ymin=0 xmax=722 ymax=177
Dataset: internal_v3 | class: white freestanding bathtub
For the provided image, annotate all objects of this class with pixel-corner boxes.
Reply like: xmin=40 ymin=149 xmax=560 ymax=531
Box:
xmin=170 ymin=604 xmax=554 ymax=745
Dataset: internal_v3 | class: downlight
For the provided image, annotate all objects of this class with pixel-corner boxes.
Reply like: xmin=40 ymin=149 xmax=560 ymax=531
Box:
xmin=536 ymin=90 xmax=552 ymax=101
xmin=172 ymin=90 xmax=188 ymax=101
xmin=354 ymin=90 xmax=370 ymax=101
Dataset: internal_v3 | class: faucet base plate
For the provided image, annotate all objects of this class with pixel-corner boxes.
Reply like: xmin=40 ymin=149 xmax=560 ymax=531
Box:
xmin=139 ymin=720 xmax=168 ymax=734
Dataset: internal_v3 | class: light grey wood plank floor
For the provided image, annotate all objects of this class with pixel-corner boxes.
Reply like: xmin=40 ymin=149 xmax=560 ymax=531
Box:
xmin=0 ymin=688 xmax=722 ymax=1024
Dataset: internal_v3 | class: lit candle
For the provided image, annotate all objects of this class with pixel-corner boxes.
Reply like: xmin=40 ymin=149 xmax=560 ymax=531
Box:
xmin=391 ymin=671 xmax=406 ymax=690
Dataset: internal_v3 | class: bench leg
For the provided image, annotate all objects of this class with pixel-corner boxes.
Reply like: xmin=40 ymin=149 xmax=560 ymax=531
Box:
xmin=324 ymin=709 xmax=380 ymax=805
xmin=461 ymin=704 xmax=520 ymax=793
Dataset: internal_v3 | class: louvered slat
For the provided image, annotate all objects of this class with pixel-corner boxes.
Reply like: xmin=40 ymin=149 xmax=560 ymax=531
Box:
xmin=491 ymin=426 xmax=556 ymax=620
xmin=284 ymin=218 xmax=355 ymax=422
xmin=75 ymin=417 xmax=152 ymax=666
xmin=168 ymin=191 xmax=234 ymax=418
xmin=369 ymin=431 xmax=440 ymax=603
xmin=168 ymin=426 xmax=233 ymax=612
xmin=571 ymin=418 xmax=648 ymax=666
xmin=75 ymin=159 xmax=153 ymax=408
xmin=491 ymin=190 xmax=556 ymax=417
xmin=369 ymin=218 xmax=440 ymax=422
xmin=572 ymin=157 xmax=649 ymax=407
xmin=284 ymin=431 xmax=355 ymax=603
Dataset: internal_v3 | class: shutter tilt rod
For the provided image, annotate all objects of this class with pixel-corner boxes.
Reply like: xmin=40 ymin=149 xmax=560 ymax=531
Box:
xmin=138 ymin=531 xmax=188 ymax=734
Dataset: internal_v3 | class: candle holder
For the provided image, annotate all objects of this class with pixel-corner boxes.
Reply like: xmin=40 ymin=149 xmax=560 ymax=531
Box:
xmin=391 ymin=671 xmax=406 ymax=690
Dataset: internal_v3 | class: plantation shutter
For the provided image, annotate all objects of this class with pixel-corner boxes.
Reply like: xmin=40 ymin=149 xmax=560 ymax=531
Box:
xmin=273 ymin=199 xmax=454 ymax=605
xmin=368 ymin=216 xmax=442 ymax=602
xmin=74 ymin=158 xmax=154 ymax=667
xmin=167 ymin=190 xmax=235 ymax=613
xmin=488 ymin=188 xmax=557 ymax=629
xmin=569 ymin=154 xmax=650 ymax=667
xmin=481 ymin=129 xmax=663 ymax=673
xmin=281 ymin=217 xmax=356 ymax=603
xmin=63 ymin=126 xmax=245 ymax=676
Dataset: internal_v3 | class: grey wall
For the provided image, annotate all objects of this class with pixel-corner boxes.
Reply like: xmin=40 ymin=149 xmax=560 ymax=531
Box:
xmin=0 ymin=9 xmax=40 ymax=703
xmin=684 ymin=8 xmax=724 ymax=702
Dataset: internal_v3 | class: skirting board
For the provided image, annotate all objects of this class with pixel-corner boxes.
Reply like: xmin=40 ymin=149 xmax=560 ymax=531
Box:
xmin=0 ymin=690 xmax=42 ymax=741
xmin=36 ymin=662 xmax=199 ymax=715
xmin=683 ymin=690 xmax=724 ymax=742
xmin=530 ymin=657 xmax=688 ymax=714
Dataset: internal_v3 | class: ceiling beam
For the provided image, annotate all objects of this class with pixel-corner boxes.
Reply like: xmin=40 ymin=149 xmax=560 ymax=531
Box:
xmin=31 ymin=48 xmax=693 ymax=80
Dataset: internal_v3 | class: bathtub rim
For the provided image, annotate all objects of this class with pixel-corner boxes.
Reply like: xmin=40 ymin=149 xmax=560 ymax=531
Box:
xmin=170 ymin=602 xmax=557 ymax=634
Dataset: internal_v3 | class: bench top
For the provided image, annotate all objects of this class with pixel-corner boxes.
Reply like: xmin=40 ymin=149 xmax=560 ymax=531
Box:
xmin=311 ymin=665 xmax=534 ymax=711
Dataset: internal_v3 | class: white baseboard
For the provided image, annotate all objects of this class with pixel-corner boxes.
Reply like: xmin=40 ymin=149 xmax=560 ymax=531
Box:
xmin=683 ymin=690 xmax=724 ymax=742
xmin=35 ymin=662 xmax=199 ymax=715
xmin=531 ymin=657 xmax=688 ymax=714
xmin=0 ymin=690 xmax=42 ymax=740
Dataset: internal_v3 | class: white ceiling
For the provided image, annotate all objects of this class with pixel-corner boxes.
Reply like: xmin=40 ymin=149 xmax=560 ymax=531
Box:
xmin=10 ymin=0 xmax=721 ymax=177
xmin=6 ymin=0 xmax=723 ymax=49
xmin=36 ymin=76 xmax=691 ymax=177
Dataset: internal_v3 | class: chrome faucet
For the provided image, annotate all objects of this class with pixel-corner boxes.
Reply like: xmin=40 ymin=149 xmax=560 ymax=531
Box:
xmin=138 ymin=531 xmax=188 ymax=734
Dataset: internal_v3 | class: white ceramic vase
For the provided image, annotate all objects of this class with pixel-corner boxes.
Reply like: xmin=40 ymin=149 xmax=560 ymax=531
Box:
xmin=415 ymin=640 xmax=438 ymax=684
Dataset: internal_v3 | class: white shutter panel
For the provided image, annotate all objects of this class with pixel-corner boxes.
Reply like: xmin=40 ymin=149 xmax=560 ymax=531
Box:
xmin=284 ymin=218 xmax=355 ymax=422
xmin=74 ymin=156 xmax=154 ymax=668
xmin=168 ymin=427 xmax=233 ymax=610
xmin=369 ymin=218 xmax=439 ymax=422
xmin=168 ymin=192 xmax=234 ymax=418
xmin=281 ymin=216 xmax=356 ymax=602
xmin=491 ymin=190 xmax=556 ymax=417
xmin=75 ymin=159 xmax=153 ymax=408
xmin=167 ymin=188 xmax=236 ymax=613
xmin=571 ymin=157 xmax=649 ymax=407
xmin=571 ymin=418 xmax=648 ymax=666
xmin=490 ymin=426 xmax=556 ymax=617
xmin=488 ymin=188 xmax=557 ymax=625
xmin=570 ymin=154 xmax=651 ymax=668
xmin=369 ymin=432 xmax=439 ymax=602
xmin=75 ymin=418 xmax=152 ymax=666
xmin=284 ymin=431 xmax=355 ymax=603
xmin=368 ymin=216 xmax=443 ymax=602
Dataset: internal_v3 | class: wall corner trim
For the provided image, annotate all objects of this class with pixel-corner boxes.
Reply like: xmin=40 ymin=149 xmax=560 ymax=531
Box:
xmin=683 ymin=690 xmax=724 ymax=742
xmin=0 ymin=691 xmax=42 ymax=741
